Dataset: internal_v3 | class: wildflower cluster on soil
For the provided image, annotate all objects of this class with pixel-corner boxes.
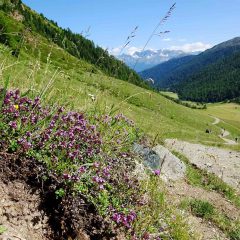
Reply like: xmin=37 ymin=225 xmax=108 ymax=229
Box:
xmin=0 ymin=88 xmax=166 ymax=239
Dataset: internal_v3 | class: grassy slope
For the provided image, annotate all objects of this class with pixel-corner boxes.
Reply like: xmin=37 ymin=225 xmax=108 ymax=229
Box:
xmin=0 ymin=8 xmax=232 ymax=145
xmin=160 ymin=91 xmax=179 ymax=99
xmin=0 ymin=42 xmax=223 ymax=144
xmin=203 ymin=103 xmax=240 ymax=143
xmin=205 ymin=103 xmax=240 ymax=129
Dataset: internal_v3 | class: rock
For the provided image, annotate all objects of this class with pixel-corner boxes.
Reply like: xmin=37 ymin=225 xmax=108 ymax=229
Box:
xmin=153 ymin=145 xmax=186 ymax=182
xmin=133 ymin=143 xmax=161 ymax=169
xmin=133 ymin=143 xmax=186 ymax=182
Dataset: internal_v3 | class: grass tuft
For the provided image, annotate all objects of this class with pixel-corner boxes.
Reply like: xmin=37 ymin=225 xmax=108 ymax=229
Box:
xmin=0 ymin=225 xmax=7 ymax=234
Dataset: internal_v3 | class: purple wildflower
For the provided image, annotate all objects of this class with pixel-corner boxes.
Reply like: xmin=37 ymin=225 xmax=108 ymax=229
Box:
xmin=112 ymin=213 xmax=122 ymax=224
xmin=9 ymin=121 xmax=17 ymax=129
xmin=153 ymin=169 xmax=161 ymax=176
xmin=63 ymin=173 xmax=71 ymax=180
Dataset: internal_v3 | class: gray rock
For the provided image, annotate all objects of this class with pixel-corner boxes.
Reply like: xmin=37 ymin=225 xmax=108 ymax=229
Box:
xmin=133 ymin=143 xmax=186 ymax=182
xmin=153 ymin=145 xmax=186 ymax=182
xmin=133 ymin=143 xmax=161 ymax=170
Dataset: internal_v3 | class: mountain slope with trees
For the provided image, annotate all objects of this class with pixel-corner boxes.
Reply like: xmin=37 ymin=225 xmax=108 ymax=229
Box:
xmin=139 ymin=55 xmax=195 ymax=85
xmin=140 ymin=37 xmax=240 ymax=102
xmin=176 ymin=51 xmax=240 ymax=102
xmin=0 ymin=0 xmax=148 ymax=88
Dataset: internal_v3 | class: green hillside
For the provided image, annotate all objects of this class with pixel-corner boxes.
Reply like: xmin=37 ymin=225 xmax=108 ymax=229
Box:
xmin=0 ymin=0 xmax=148 ymax=88
xmin=0 ymin=0 xmax=232 ymax=145
xmin=176 ymin=51 xmax=240 ymax=102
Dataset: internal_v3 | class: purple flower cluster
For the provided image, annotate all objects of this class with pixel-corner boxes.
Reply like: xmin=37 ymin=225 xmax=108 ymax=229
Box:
xmin=1 ymin=89 xmax=50 ymax=150
xmin=114 ymin=113 xmax=135 ymax=126
xmin=0 ymin=89 xmax=142 ymax=233
xmin=91 ymin=162 xmax=112 ymax=190
xmin=2 ymin=90 xmax=46 ymax=127
xmin=36 ymin=111 xmax=102 ymax=166
xmin=101 ymin=113 xmax=135 ymax=126
xmin=62 ymin=165 xmax=88 ymax=182
xmin=112 ymin=210 xmax=137 ymax=228
xmin=1 ymin=89 xmax=102 ymax=167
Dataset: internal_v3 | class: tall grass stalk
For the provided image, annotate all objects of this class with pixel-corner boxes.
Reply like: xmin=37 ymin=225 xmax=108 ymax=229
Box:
xmin=133 ymin=3 xmax=176 ymax=71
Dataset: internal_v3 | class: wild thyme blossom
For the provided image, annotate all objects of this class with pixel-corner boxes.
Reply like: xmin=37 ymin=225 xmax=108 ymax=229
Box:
xmin=78 ymin=166 xmax=86 ymax=173
xmin=0 ymin=89 xmax=141 ymax=233
xmin=114 ymin=113 xmax=135 ymax=126
xmin=17 ymin=138 xmax=32 ymax=151
xmin=112 ymin=210 xmax=137 ymax=228
xmin=9 ymin=121 xmax=17 ymax=129
xmin=153 ymin=169 xmax=161 ymax=176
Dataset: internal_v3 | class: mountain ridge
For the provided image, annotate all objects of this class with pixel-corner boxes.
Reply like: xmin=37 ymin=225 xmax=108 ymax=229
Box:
xmin=117 ymin=49 xmax=193 ymax=72
xmin=140 ymin=37 xmax=240 ymax=102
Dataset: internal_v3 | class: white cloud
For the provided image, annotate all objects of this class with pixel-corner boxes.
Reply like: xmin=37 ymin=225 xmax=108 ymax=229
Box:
xmin=126 ymin=46 xmax=142 ymax=55
xmin=162 ymin=38 xmax=171 ymax=42
xmin=109 ymin=47 xmax=122 ymax=56
xmin=109 ymin=46 xmax=142 ymax=56
xmin=170 ymin=42 xmax=212 ymax=53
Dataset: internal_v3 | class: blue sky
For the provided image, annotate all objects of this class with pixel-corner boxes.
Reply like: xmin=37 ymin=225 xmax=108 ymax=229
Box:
xmin=22 ymin=0 xmax=240 ymax=55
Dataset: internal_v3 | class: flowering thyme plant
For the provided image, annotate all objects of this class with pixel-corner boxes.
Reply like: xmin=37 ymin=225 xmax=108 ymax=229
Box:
xmin=0 ymin=88 xmax=141 ymax=233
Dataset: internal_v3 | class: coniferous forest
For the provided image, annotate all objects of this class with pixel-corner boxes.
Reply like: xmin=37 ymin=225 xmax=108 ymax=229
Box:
xmin=176 ymin=51 xmax=240 ymax=102
xmin=140 ymin=38 xmax=240 ymax=103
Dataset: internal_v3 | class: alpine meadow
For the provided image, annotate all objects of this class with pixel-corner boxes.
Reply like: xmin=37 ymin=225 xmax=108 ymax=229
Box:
xmin=0 ymin=1 xmax=239 ymax=240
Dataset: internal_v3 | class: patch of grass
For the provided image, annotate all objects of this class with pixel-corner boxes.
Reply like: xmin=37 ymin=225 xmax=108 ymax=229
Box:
xmin=173 ymin=151 xmax=240 ymax=208
xmin=134 ymin=176 xmax=195 ymax=240
xmin=160 ymin=91 xmax=207 ymax=110
xmin=203 ymin=103 xmax=240 ymax=143
xmin=218 ymin=120 xmax=240 ymax=141
xmin=189 ymin=199 xmax=214 ymax=219
xmin=181 ymin=198 xmax=240 ymax=240
xmin=205 ymin=103 xmax=240 ymax=129
xmin=0 ymin=225 xmax=7 ymax=234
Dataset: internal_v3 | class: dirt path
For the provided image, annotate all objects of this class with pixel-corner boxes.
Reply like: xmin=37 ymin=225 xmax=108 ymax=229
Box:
xmin=166 ymin=180 xmax=240 ymax=240
xmin=165 ymin=139 xmax=240 ymax=191
xmin=210 ymin=116 xmax=237 ymax=145
xmin=168 ymin=181 xmax=240 ymax=220
xmin=212 ymin=116 xmax=220 ymax=125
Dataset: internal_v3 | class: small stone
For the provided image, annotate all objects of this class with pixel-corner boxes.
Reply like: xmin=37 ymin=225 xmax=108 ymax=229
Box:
xmin=76 ymin=229 xmax=90 ymax=240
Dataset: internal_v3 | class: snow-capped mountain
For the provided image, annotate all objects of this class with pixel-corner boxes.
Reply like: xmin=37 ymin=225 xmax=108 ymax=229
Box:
xmin=117 ymin=49 xmax=192 ymax=72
